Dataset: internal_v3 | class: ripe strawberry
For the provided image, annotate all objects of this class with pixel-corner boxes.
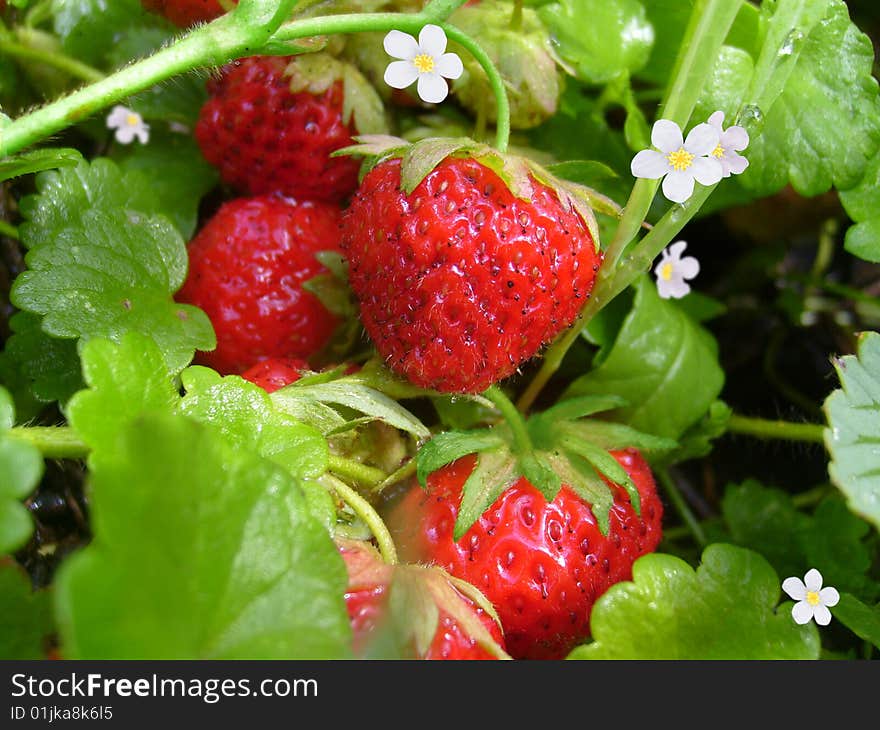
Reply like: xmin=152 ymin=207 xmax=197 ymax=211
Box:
xmin=386 ymin=448 xmax=663 ymax=659
xmin=338 ymin=539 xmax=508 ymax=660
xmin=195 ymin=54 xmax=385 ymax=203
xmin=340 ymin=138 xmax=603 ymax=394
xmin=140 ymin=0 xmax=231 ymax=27
xmin=240 ymin=357 xmax=309 ymax=393
xmin=175 ymin=195 xmax=343 ymax=374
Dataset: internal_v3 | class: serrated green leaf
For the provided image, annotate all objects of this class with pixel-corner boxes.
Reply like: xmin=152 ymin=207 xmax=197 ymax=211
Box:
xmin=564 ymin=277 xmax=724 ymax=440
xmin=273 ymin=381 xmax=429 ymax=440
xmin=12 ymin=207 xmax=215 ymax=373
xmin=832 ymin=593 xmax=880 ymax=649
xmin=569 ymin=544 xmax=820 ymax=659
xmin=416 ymin=429 xmax=505 ymax=486
xmin=51 ymin=0 xmax=155 ymax=66
xmin=538 ymin=0 xmax=654 ymax=85
xmin=455 ymin=449 xmax=519 ymax=540
xmin=66 ymin=333 xmax=179 ymax=454
xmin=738 ymin=0 xmax=880 ymax=196
xmin=0 ymin=148 xmax=82 ymax=184
xmin=0 ymin=388 xmax=42 ymax=554
xmin=0 ymin=561 xmax=53 ymax=659
xmin=178 ymin=367 xmax=329 ymax=481
xmin=114 ymin=132 xmax=218 ymax=239
xmin=55 ymin=413 xmax=351 ymax=659
xmin=840 ymin=152 xmax=880 ymax=263
xmin=824 ymin=330 xmax=880 ymax=531
xmin=2 ymin=312 xmax=83 ymax=406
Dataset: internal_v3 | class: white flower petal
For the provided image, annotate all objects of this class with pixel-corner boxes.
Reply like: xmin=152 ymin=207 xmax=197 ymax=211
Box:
xmin=684 ymin=123 xmax=720 ymax=156
xmin=417 ymin=73 xmax=449 ymax=104
xmin=812 ymin=604 xmax=832 ymax=626
xmin=630 ymin=149 xmax=670 ymax=179
xmin=134 ymin=125 xmax=150 ymax=144
xmin=384 ymin=30 xmax=419 ymax=60
xmin=419 ymin=24 xmax=448 ymax=58
xmin=384 ymin=60 xmax=419 ymax=89
xmin=677 ymin=255 xmax=700 ymax=280
xmin=725 ymin=151 xmax=749 ymax=176
xmin=435 ymin=52 xmax=463 ymax=80
xmin=721 ymin=125 xmax=749 ymax=151
xmin=662 ymin=170 xmax=695 ymax=204
xmin=106 ymin=105 xmax=130 ymax=128
xmin=651 ymin=119 xmax=683 ymax=153
xmin=791 ymin=600 xmax=814 ymax=625
xmin=707 ymin=110 xmax=725 ymax=129
xmin=805 ymin=568 xmax=823 ymax=593
xmin=658 ymin=276 xmax=691 ymax=299
xmin=114 ymin=126 xmax=137 ymax=144
xmin=690 ymin=156 xmax=723 ymax=186
xmin=819 ymin=586 xmax=840 ymax=607
xmin=782 ymin=576 xmax=807 ymax=601
xmin=667 ymin=241 xmax=688 ymax=260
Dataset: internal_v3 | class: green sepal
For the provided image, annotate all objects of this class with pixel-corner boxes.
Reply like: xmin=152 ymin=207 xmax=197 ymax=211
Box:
xmin=531 ymin=394 xmax=628 ymax=428
xmin=454 ymin=448 xmax=520 ymax=540
xmin=560 ymin=420 xmax=678 ymax=456
xmin=416 ymin=428 xmax=506 ymax=487
xmin=560 ymin=435 xmax=641 ymax=515
xmin=542 ymin=448 xmax=613 ymax=534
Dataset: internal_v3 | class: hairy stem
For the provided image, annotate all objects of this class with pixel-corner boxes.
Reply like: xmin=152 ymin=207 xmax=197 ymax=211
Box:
xmin=324 ymin=473 xmax=398 ymax=565
xmin=327 ymin=454 xmax=388 ymax=487
xmin=726 ymin=414 xmax=826 ymax=445
xmin=5 ymin=426 xmax=88 ymax=460
xmin=656 ymin=468 xmax=707 ymax=548
xmin=483 ymin=385 xmax=532 ymax=451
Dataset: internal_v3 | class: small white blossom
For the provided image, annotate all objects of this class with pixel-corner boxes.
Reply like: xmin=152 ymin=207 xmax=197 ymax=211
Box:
xmin=654 ymin=241 xmax=699 ymax=299
xmin=631 ymin=119 xmax=722 ymax=203
xmin=782 ymin=569 xmax=839 ymax=626
xmin=707 ymin=111 xmax=749 ymax=178
xmin=106 ymin=105 xmax=149 ymax=145
xmin=383 ymin=24 xmax=463 ymax=104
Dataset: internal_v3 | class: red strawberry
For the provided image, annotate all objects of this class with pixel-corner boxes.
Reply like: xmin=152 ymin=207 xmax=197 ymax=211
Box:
xmin=195 ymin=54 xmax=385 ymax=203
xmin=176 ymin=194 xmax=343 ymax=374
xmin=340 ymin=139 xmax=602 ymax=394
xmin=338 ymin=539 xmax=508 ymax=660
xmin=240 ymin=357 xmax=309 ymax=392
xmin=140 ymin=0 xmax=231 ymax=27
xmin=385 ymin=448 xmax=663 ymax=659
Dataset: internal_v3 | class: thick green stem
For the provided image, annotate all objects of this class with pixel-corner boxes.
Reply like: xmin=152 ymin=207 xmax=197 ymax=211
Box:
xmin=5 ymin=426 xmax=88 ymax=459
xmin=327 ymin=453 xmax=387 ymax=487
xmin=727 ymin=414 xmax=826 ymax=445
xmin=0 ymin=220 xmax=19 ymax=239
xmin=656 ymin=468 xmax=707 ymax=548
xmin=483 ymin=385 xmax=532 ymax=451
xmin=0 ymin=38 xmax=105 ymax=84
xmin=324 ymin=473 xmax=398 ymax=565
xmin=373 ymin=457 xmax=417 ymax=495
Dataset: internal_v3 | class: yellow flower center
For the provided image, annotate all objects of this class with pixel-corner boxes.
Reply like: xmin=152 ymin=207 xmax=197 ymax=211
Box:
xmin=806 ymin=591 xmax=821 ymax=606
xmin=711 ymin=143 xmax=725 ymax=159
xmin=126 ymin=114 xmax=140 ymax=127
xmin=666 ymin=147 xmax=694 ymax=171
xmin=659 ymin=262 xmax=674 ymax=281
xmin=412 ymin=54 xmax=435 ymax=74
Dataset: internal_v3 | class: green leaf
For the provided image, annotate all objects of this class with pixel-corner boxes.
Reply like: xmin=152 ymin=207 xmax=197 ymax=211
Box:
xmin=693 ymin=45 xmax=755 ymax=125
xmin=832 ymin=593 xmax=880 ymax=649
xmin=538 ymin=0 xmax=654 ymax=85
xmin=739 ymin=0 xmax=880 ymax=196
xmin=569 ymin=544 xmax=820 ymax=659
xmin=66 ymin=333 xmax=179 ymax=454
xmin=824 ymin=330 xmax=880 ymax=531
xmin=114 ymin=132 xmax=218 ymax=239
xmin=0 ymin=388 xmax=42 ymax=554
xmin=12 ymin=207 xmax=215 ymax=373
xmin=178 ymin=367 xmax=329 ymax=481
xmin=0 ymin=561 xmax=53 ymax=659
xmin=51 ymin=0 xmax=156 ymax=66
xmin=55 ymin=413 xmax=351 ymax=659
xmin=564 ymin=277 xmax=724 ymax=440
xmin=721 ymin=481 xmax=878 ymax=601
xmin=2 ymin=312 xmax=84 ymax=405
xmin=0 ymin=148 xmax=82 ymax=184
xmin=455 ymin=448 xmax=519 ymax=540
xmin=840 ymin=153 xmax=880 ymax=263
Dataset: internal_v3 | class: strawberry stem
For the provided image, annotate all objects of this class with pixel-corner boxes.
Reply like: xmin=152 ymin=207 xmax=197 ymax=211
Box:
xmin=327 ymin=454 xmax=388 ymax=487
xmin=5 ymin=426 xmax=88 ymax=460
xmin=322 ymin=473 xmax=398 ymax=565
xmin=0 ymin=220 xmax=19 ymax=240
xmin=483 ymin=385 xmax=533 ymax=455
xmin=0 ymin=36 xmax=105 ymax=84
xmin=655 ymin=467 xmax=707 ymax=548
xmin=727 ymin=414 xmax=826 ymax=444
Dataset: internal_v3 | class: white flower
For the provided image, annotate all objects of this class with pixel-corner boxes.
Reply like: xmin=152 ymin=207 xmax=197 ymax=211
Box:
xmin=654 ymin=241 xmax=699 ymax=299
xmin=782 ymin=569 xmax=839 ymax=626
xmin=631 ymin=119 xmax=723 ymax=203
xmin=106 ymin=105 xmax=150 ymax=145
xmin=707 ymin=111 xmax=749 ymax=178
xmin=383 ymin=24 xmax=463 ymax=104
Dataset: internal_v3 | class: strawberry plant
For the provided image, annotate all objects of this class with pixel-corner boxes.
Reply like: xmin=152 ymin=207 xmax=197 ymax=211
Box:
xmin=1 ymin=0 xmax=880 ymax=662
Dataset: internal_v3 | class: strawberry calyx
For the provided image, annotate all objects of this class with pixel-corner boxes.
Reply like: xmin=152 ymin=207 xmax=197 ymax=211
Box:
xmin=284 ymin=53 xmax=388 ymax=136
xmin=415 ymin=393 xmax=676 ymax=539
xmin=336 ymin=135 xmax=616 ymax=249
xmin=301 ymin=251 xmax=363 ymax=366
